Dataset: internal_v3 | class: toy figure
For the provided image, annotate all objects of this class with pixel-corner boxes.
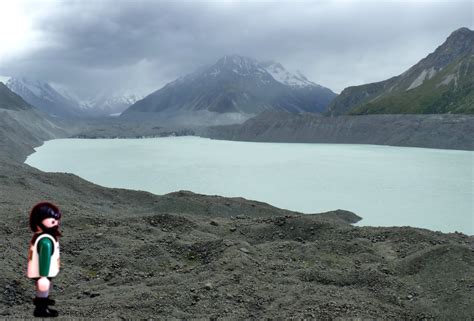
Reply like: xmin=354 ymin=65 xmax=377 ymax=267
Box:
xmin=27 ymin=202 xmax=62 ymax=317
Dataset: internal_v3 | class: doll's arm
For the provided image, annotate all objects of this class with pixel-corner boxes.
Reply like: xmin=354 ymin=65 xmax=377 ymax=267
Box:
xmin=38 ymin=238 xmax=53 ymax=276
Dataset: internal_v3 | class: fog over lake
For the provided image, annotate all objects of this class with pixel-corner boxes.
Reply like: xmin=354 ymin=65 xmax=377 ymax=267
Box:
xmin=26 ymin=137 xmax=473 ymax=235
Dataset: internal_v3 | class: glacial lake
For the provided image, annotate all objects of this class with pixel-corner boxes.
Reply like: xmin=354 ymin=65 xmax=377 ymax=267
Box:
xmin=25 ymin=136 xmax=473 ymax=235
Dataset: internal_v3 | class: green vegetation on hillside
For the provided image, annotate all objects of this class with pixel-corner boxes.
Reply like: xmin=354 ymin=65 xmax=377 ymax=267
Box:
xmin=349 ymin=56 xmax=474 ymax=115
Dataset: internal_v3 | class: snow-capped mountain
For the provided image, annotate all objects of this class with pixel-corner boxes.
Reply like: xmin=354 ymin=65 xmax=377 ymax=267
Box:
xmin=260 ymin=61 xmax=317 ymax=88
xmin=4 ymin=77 xmax=85 ymax=118
xmin=122 ymin=55 xmax=336 ymax=123
xmin=81 ymin=94 xmax=142 ymax=116
xmin=0 ymin=75 xmax=11 ymax=85
xmin=1 ymin=76 xmax=141 ymax=118
xmin=0 ymin=81 xmax=32 ymax=111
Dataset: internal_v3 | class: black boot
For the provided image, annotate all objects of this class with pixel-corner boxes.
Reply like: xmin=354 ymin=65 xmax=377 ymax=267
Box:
xmin=33 ymin=297 xmax=58 ymax=318
xmin=45 ymin=296 xmax=56 ymax=305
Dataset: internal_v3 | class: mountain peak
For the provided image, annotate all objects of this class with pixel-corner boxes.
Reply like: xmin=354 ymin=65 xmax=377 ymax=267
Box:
xmin=260 ymin=60 xmax=284 ymax=70
xmin=327 ymin=27 xmax=474 ymax=116
xmin=422 ymin=27 xmax=474 ymax=71
xmin=193 ymin=54 xmax=270 ymax=81
xmin=0 ymin=75 xmax=11 ymax=85
xmin=444 ymin=27 xmax=473 ymax=48
xmin=218 ymin=54 xmax=257 ymax=65
xmin=213 ymin=55 xmax=262 ymax=75
xmin=261 ymin=61 xmax=316 ymax=88
xmin=124 ymin=55 xmax=336 ymax=119
xmin=448 ymin=27 xmax=473 ymax=38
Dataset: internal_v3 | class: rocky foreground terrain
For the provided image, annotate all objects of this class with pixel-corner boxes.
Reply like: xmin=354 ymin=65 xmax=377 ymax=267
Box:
xmin=0 ymin=107 xmax=473 ymax=319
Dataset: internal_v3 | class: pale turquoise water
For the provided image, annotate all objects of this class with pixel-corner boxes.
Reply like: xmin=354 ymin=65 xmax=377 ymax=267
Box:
xmin=25 ymin=136 xmax=473 ymax=235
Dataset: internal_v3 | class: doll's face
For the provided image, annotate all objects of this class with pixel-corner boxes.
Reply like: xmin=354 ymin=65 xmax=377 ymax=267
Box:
xmin=41 ymin=217 xmax=59 ymax=228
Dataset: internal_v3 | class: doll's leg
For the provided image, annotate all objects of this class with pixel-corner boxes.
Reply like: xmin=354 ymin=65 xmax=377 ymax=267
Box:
xmin=35 ymin=277 xmax=50 ymax=298
xmin=33 ymin=278 xmax=58 ymax=317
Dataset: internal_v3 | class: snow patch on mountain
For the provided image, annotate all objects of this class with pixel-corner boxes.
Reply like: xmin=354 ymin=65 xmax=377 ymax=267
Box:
xmin=8 ymin=77 xmax=78 ymax=106
xmin=4 ymin=76 xmax=143 ymax=117
xmin=49 ymin=83 xmax=92 ymax=110
xmin=82 ymin=93 xmax=143 ymax=115
xmin=0 ymin=75 xmax=11 ymax=85
xmin=407 ymin=67 xmax=438 ymax=91
xmin=9 ymin=78 xmax=42 ymax=96
xmin=261 ymin=61 xmax=316 ymax=88
xmin=437 ymin=73 xmax=456 ymax=87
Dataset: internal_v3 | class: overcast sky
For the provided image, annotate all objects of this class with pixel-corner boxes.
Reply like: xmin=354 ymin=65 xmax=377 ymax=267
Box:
xmin=0 ymin=0 xmax=472 ymax=98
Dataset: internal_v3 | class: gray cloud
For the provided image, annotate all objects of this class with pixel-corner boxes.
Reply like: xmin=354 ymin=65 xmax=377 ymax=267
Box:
xmin=1 ymin=0 xmax=472 ymax=98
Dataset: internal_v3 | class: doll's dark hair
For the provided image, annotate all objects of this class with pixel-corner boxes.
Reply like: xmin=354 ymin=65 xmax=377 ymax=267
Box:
xmin=29 ymin=202 xmax=62 ymax=232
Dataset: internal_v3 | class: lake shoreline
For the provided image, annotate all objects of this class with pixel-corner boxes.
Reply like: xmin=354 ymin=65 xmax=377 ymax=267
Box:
xmin=26 ymin=136 xmax=474 ymax=235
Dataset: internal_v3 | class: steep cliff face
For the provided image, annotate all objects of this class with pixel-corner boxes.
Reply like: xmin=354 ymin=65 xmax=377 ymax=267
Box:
xmin=327 ymin=28 xmax=474 ymax=116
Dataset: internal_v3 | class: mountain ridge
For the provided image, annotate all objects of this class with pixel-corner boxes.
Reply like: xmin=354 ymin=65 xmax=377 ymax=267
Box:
xmin=6 ymin=77 xmax=85 ymax=118
xmin=2 ymin=76 xmax=141 ymax=118
xmin=122 ymin=55 xmax=336 ymax=123
xmin=327 ymin=27 xmax=474 ymax=115
xmin=0 ymin=82 xmax=32 ymax=111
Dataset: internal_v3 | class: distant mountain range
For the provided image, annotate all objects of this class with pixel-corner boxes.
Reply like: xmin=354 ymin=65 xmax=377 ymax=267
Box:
xmin=4 ymin=77 xmax=84 ymax=118
xmin=0 ymin=76 xmax=141 ymax=118
xmin=327 ymin=27 xmax=474 ymax=115
xmin=122 ymin=55 xmax=336 ymax=124
xmin=2 ymin=27 xmax=471 ymax=123
xmin=79 ymin=93 xmax=142 ymax=117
